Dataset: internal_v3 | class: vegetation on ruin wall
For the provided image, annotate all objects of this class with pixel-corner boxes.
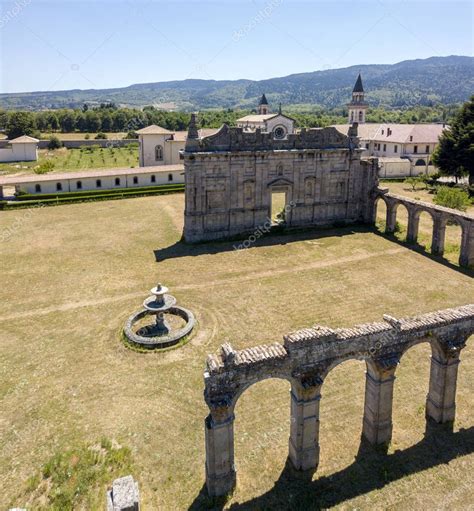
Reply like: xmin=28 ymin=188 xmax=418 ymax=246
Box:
xmin=10 ymin=438 xmax=133 ymax=510
xmin=0 ymin=103 xmax=462 ymax=140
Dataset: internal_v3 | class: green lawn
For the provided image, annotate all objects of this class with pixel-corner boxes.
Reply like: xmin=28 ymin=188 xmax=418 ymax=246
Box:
xmin=0 ymin=145 xmax=139 ymax=176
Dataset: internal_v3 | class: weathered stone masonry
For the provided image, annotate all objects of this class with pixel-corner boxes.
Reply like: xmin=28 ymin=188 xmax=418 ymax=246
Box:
xmin=183 ymin=121 xmax=378 ymax=242
xmin=376 ymin=190 xmax=474 ymax=267
xmin=203 ymin=304 xmax=474 ymax=496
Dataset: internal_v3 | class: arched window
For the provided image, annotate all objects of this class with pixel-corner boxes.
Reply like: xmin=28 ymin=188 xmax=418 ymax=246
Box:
xmin=56 ymin=182 xmax=62 ymax=191
xmin=155 ymin=145 xmax=163 ymax=161
xmin=77 ymin=181 xmax=82 ymax=189
xmin=358 ymin=111 xmax=363 ymax=122
xmin=350 ymin=111 xmax=354 ymax=122
xmin=168 ymin=173 xmax=173 ymax=182
xmin=35 ymin=184 xmax=41 ymax=193
xmin=415 ymin=159 xmax=426 ymax=166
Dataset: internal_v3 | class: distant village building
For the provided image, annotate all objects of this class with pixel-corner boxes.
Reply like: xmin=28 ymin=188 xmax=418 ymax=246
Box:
xmin=0 ymin=135 xmax=39 ymax=163
xmin=236 ymin=94 xmax=295 ymax=139
xmin=335 ymin=74 xmax=447 ymax=177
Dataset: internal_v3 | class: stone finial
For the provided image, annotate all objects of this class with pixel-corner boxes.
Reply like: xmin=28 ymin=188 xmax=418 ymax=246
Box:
xmin=107 ymin=475 xmax=140 ymax=511
xmin=187 ymin=113 xmax=199 ymax=140
xmin=383 ymin=314 xmax=402 ymax=330
xmin=221 ymin=342 xmax=236 ymax=365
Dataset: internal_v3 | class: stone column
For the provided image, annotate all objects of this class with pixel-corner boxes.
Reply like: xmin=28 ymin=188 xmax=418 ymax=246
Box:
xmin=459 ymin=223 xmax=474 ymax=268
xmin=362 ymin=357 xmax=398 ymax=445
xmin=205 ymin=409 xmax=236 ymax=497
xmin=431 ymin=216 xmax=446 ymax=256
xmin=385 ymin=203 xmax=397 ymax=234
xmin=406 ymin=209 xmax=420 ymax=243
xmin=426 ymin=339 xmax=466 ymax=423
xmin=288 ymin=381 xmax=321 ymax=471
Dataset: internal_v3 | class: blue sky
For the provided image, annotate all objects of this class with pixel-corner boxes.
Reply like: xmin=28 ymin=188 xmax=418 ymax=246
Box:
xmin=0 ymin=0 xmax=472 ymax=93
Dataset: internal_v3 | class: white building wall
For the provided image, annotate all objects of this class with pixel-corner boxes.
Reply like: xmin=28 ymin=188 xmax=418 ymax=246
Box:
xmin=16 ymin=170 xmax=185 ymax=195
xmin=139 ymin=135 xmax=185 ymax=167
xmin=265 ymin=115 xmax=295 ymax=135
xmin=0 ymin=143 xmax=38 ymax=162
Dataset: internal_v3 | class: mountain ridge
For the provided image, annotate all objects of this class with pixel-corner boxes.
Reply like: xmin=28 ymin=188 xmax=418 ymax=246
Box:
xmin=1 ymin=55 xmax=472 ymax=111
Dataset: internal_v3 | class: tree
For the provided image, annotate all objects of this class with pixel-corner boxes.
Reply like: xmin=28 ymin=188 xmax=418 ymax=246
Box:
xmin=433 ymin=186 xmax=471 ymax=211
xmin=6 ymin=111 xmax=35 ymax=139
xmin=432 ymin=95 xmax=474 ymax=186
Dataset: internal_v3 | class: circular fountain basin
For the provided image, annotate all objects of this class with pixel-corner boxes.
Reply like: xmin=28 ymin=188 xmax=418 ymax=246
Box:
xmin=123 ymin=306 xmax=195 ymax=349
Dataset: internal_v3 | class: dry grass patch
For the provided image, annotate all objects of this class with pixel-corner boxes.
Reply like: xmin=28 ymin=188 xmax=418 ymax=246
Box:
xmin=0 ymin=193 xmax=473 ymax=509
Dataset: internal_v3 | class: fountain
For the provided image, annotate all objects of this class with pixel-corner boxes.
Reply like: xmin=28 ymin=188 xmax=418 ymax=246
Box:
xmin=123 ymin=283 xmax=195 ymax=349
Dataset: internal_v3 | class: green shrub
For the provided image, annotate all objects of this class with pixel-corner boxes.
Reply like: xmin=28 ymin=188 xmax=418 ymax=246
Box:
xmin=47 ymin=135 xmax=62 ymax=150
xmin=84 ymin=134 xmax=90 ymax=140
xmin=34 ymin=160 xmax=55 ymax=174
xmin=94 ymin=132 xmax=107 ymax=140
xmin=433 ymin=186 xmax=471 ymax=211
xmin=126 ymin=131 xmax=138 ymax=139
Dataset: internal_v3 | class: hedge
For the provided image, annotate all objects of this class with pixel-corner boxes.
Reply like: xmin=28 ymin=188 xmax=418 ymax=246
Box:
xmin=15 ymin=184 xmax=184 ymax=201
xmin=1 ymin=186 xmax=184 ymax=210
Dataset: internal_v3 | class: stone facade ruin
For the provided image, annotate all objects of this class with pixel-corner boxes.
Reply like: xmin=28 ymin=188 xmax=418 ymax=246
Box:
xmin=183 ymin=118 xmax=379 ymax=242
xmin=203 ymin=304 xmax=474 ymax=496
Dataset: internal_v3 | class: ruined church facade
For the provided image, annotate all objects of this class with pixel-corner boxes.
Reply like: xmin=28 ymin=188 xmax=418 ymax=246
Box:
xmin=183 ymin=117 xmax=378 ymax=243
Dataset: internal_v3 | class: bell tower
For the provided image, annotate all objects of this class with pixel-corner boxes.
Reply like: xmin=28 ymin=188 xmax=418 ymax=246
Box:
xmin=257 ymin=93 xmax=269 ymax=115
xmin=348 ymin=73 xmax=368 ymax=124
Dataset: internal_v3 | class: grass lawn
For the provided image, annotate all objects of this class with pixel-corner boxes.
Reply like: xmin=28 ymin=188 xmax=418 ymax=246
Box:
xmin=0 ymin=145 xmax=139 ymax=176
xmin=39 ymin=132 xmax=130 ymax=141
xmin=0 ymin=193 xmax=473 ymax=509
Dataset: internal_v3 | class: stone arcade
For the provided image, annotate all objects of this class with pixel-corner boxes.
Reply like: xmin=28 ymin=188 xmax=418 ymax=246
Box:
xmin=183 ymin=116 xmax=378 ymax=242
xmin=203 ymin=304 xmax=474 ymax=496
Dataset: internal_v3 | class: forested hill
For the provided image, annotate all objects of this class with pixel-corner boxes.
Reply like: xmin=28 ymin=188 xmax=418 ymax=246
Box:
xmin=1 ymin=55 xmax=472 ymax=111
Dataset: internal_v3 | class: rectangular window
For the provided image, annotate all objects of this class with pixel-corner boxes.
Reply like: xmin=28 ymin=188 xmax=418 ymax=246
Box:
xmin=168 ymin=174 xmax=173 ymax=182
xmin=394 ymin=145 xmax=398 ymax=153
xmin=414 ymin=145 xmax=418 ymax=153
xmin=133 ymin=176 xmax=138 ymax=184
xmin=151 ymin=175 xmax=156 ymax=183
xmin=383 ymin=144 xmax=386 ymax=152
xmin=115 ymin=178 xmax=120 ymax=186
xmin=96 ymin=179 xmax=102 ymax=188
xmin=77 ymin=181 xmax=82 ymax=189
xmin=56 ymin=183 xmax=62 ymax=191
xmin=365 ymin=143 xmax=369 ymax=149
xmin=425 ymin=145 xmax=430 ymax=153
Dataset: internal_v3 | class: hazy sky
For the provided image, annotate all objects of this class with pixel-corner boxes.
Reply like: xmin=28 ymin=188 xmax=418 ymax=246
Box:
xmin=0 ymin=0 xmax=472 ymax=94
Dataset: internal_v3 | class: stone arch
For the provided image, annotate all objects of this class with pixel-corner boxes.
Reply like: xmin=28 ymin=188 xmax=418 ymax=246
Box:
xmin=374 ymin=194 xmax=389 ymax=231
xmin=392 ymin=341 xmax=432 ymax=442
xmin=385 ymin=200 xmax=410 ymax=238
xmin=415 ymin=158 xmax=426 ymax=166
xmin=444 ymin=216 xmax=466 ymax=266
xmin=318 ymin=357 xmax=367 ymax=466
xmin=407 ymin=207 xmax=435 ymax=245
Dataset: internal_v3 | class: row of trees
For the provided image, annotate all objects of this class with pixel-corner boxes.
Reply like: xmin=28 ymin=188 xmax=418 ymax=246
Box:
xmin=0 ymin=103 xmax=461 ymax=140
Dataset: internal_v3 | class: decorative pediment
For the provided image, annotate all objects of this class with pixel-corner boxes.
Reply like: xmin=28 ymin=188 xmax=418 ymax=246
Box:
xmin=267 ymin=177 xmax=294 ymax=188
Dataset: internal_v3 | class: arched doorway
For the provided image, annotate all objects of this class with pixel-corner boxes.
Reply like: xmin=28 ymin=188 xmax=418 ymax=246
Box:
xmin=319 ymin=359 xmax=366 ymax=473
xmin=392 ymin=342 xmax=432 ymax=447
xmin=393 ymin=203 xmax=410 ymax=241
xmin=233 ymin=378 xmax=291 ymax=495
xmin=375 ymin=196 xmax=388 ymax=233
xmin=416 ymin=210 xmax=435 ymax=251
xmin=444 ymin=218 xmax=463 ymax=266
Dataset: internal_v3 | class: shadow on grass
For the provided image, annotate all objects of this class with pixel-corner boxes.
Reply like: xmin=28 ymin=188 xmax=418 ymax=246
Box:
xmin=154 ymin=224 xmax=375 ymax=263
xmin=189 ymin=422 xmax=474 ymax=511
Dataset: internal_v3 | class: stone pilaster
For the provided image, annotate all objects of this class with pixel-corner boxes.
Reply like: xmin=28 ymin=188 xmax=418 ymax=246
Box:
xmin=431 ymin=217 xmax=446 ymax=256
xmin=459 ymin=224 xmax=474 ymax=268
xmin=288 ymin=381 xmax=321 ymax=471
xmin=362 ymin=356 xmax=398 ymax=445
xmin=205 ymin=411 xmax=236 ymax=497
xmin=406 ymin=209 xmax=419 ymax=243
xmin=426 ymin=338 xmax=466 ymax=423
xmin=385 ymin=203 xmax=397 ymax=234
